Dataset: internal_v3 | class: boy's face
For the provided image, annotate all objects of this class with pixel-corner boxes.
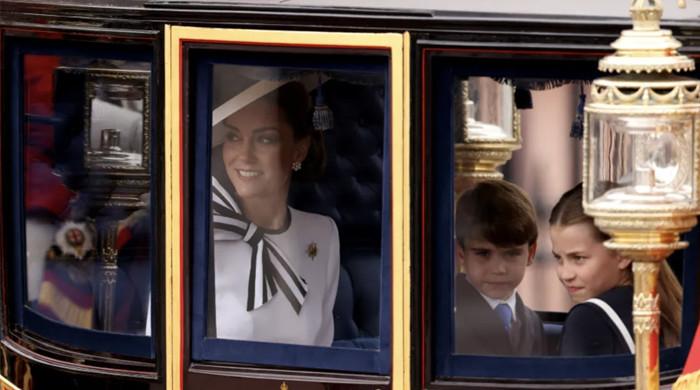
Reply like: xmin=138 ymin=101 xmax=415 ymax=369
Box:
xmin=457 ymin=239 xmax=535 ymax=300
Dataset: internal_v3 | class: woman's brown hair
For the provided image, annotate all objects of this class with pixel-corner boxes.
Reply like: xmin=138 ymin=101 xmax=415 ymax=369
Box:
xmin=272 ymin=81 xmax=326 ymax=181
xmin=549 ymin=183 xmax=682 ymax=348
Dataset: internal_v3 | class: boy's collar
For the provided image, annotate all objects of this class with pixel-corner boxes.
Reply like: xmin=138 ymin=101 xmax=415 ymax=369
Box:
xmin=477 ymin=289 xmax=518 ymax=322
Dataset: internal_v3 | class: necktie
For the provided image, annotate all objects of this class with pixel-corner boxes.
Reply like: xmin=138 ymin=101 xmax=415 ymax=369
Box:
xmin=494 ymin=303 xmax=513 ymax=333
xmin=211 ymin=169 xmax=308 ymax=314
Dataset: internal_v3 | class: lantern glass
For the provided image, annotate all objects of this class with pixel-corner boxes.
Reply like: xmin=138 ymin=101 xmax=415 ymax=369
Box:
xmin=461 ymin=77 xmax=516 ymax=142
xmin=587 ymin=111 xmax=697 ymax=210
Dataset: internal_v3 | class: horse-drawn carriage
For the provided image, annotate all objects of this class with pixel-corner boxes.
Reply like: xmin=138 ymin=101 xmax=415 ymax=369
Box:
xmin=1 ymin=1 xmax=699 ymax=389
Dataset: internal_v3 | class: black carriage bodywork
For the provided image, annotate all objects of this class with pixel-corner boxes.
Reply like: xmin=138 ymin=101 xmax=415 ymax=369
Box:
xmin=1 ymin=1 xmax=700 ymax=389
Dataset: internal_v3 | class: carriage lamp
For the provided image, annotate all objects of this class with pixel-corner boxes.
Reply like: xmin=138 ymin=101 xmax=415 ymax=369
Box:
xmin=81 ymin=69 xmax=151 ymax=331
xmin=454 ymin=77 xmax=521 ymax=194
xmin=583 ymin=1 xmax=700 ymax=388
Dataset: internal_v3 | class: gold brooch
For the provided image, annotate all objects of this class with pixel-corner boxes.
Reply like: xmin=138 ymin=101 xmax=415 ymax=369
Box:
xmin=306 ymin=242 xmax=317 ymax=260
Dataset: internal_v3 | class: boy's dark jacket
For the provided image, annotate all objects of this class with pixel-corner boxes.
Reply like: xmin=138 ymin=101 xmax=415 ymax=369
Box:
xmin=454 ymin=276 xmax=545 ymax=355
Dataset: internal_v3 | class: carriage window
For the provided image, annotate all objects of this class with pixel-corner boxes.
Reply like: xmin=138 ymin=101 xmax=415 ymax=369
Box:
xmin=5 ymin=40 xmax=154 ymax=358
xmin=427 ymin=53 xmax=697 ymax=383
xmin=207 ymin=64 xmax=384 ymax=348
xmin=184 ymin=36 xmax=397 ymax=375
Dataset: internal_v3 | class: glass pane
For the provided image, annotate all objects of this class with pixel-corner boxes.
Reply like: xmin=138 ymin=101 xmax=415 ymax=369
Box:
xmin=207 ymin=63 xmax=385 ymax=349
xmin=85 ymin=71 xmax=148 ymax=170
xmin=459 ymin=77 xmax=515 ymax=142
xmin=451 ymin=80 xmax=685 ymax=361
xmin=23 ymin=54 xmax=152 ymax=335
xmin=587 ymin=113 xmax=696 ymax=209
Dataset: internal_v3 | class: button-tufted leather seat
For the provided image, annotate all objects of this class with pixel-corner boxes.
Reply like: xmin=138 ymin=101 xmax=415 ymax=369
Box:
xmin=289 ymin=78 xmax=384 ymax=347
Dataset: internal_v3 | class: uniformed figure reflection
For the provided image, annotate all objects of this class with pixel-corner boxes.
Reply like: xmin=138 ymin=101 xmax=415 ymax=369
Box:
xmin=34 ymin=221 xmax=96 ymax=329
xmin=210 ymin=80 xmax=340 ymax=346
xmin=22 ymin=55 xmax=151 ymax=334
xmin=30 ymin=211 xmax=149 ymax=333
xmin=454 ymin=180 xmax=545 ymax=355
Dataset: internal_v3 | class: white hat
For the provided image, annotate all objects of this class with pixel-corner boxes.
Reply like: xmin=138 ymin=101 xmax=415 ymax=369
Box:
xmin=211 ymin=65 xmax=322 ymax=147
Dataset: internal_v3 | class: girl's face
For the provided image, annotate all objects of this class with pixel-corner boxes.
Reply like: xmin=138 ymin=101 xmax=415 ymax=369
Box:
xmin=221 ymin=97 xmax=309 ymax=202
xmin=550 ymin=222 xmax=631 ymax=303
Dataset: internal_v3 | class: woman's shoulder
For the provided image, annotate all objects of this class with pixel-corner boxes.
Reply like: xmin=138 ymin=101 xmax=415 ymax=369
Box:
xmin=289 ymin=207 xmax=338 ymax=232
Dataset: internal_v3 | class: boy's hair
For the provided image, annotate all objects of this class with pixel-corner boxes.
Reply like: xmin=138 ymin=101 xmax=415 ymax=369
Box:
xmin=455 ymin=180 xmax=538 ymax=249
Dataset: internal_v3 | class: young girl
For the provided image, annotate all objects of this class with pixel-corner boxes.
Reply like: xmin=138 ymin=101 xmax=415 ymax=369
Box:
xmin=549 ymin=183 xmax=682 ymax=355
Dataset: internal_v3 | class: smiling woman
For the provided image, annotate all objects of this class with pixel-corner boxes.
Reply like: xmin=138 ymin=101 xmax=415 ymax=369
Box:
xmin=210 ymin=73 xmax=340 ymax=346
xmin=219 ymin=82 xmax=313 ymax=229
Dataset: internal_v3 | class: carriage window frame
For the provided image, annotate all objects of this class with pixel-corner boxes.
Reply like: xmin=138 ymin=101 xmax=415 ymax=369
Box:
xmin=165 ymin=26 xmax=408 ymax=378
xmin=2 ymin=37 xmax=157 ymax=360
xmin=423 ymin=49 xmax=699 ymax=383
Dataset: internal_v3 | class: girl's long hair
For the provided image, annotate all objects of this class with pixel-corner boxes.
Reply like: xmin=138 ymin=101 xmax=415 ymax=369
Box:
xmin=549 ymin=183 xmax=682 ymax=348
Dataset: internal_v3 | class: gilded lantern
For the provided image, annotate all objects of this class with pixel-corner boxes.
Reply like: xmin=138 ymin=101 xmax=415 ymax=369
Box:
xmin=454 ymin=77 xmax=521 ymax=185
xmin=583 ymin=3 xmax=700 ymax=249
xmin=583 ymin=1 xmax=700 ymax=389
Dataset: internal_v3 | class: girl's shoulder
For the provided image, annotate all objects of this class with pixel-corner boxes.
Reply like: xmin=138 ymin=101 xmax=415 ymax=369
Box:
xmin=597 ymin=285 xmax=633 ymax=300
xmin=566 ymin=302 xmax=608 ymax=326
xmin=566 ymin=286 xmax=633 ymax=328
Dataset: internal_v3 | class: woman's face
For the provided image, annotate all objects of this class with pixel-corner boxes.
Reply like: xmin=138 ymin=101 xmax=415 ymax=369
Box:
xmin=221 ymin=97 xmax=309 ymax=202
xmin=550 ymin=223 xmax=631 ymax=303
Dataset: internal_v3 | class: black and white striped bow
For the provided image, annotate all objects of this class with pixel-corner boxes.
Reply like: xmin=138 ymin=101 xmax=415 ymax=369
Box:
xmin=211 ymin=175 xmax=308 ymax=314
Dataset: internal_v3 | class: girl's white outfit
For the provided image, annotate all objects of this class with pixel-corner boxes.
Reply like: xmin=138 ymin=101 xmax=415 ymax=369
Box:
xmin=214 ymin=207 xmax=340 ymax=346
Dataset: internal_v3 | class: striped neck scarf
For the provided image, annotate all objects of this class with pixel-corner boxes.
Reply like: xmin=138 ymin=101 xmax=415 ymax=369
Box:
xmin=211 ymin=148 xmax=308 ymax=314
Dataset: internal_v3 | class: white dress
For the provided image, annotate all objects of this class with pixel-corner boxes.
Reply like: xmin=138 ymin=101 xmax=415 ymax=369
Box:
xmin=214 ymin=207 xmax=340 ymax=346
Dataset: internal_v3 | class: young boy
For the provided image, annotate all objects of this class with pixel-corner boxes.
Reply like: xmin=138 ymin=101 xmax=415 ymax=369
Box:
xmin=454 ymin=180 xmax=545 ymax=355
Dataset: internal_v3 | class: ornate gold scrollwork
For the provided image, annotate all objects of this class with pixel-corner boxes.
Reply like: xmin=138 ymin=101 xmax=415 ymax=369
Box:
xmin=632 ymin=262 xmax=661 ymax=274
xmin=590 ymin=79 xmax=700 ymax=106
xmin=634 ymin=314 xmax=661 ymax=334
xmin=634 ymin=292 xmax=660 ymax=312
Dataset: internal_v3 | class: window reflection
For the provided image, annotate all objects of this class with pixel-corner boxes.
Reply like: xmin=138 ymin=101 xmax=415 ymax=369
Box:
xmin=23 ymin=55 xmax=152 ymax=334
xmin=460 ymin=77 xmax=515 ymax=141
xmin=452 ymin=81 xmax=684 ymax=357
xmin=85 ymin=70 xmax=149 ymax=170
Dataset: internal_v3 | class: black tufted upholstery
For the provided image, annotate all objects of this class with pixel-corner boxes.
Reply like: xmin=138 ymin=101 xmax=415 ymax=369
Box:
xmin=289 ymin=79 xmax=385 ymax=347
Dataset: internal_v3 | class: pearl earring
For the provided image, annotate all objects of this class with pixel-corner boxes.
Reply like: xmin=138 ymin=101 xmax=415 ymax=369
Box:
xmin=292 ymin=161 xmax=302 ymax=171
